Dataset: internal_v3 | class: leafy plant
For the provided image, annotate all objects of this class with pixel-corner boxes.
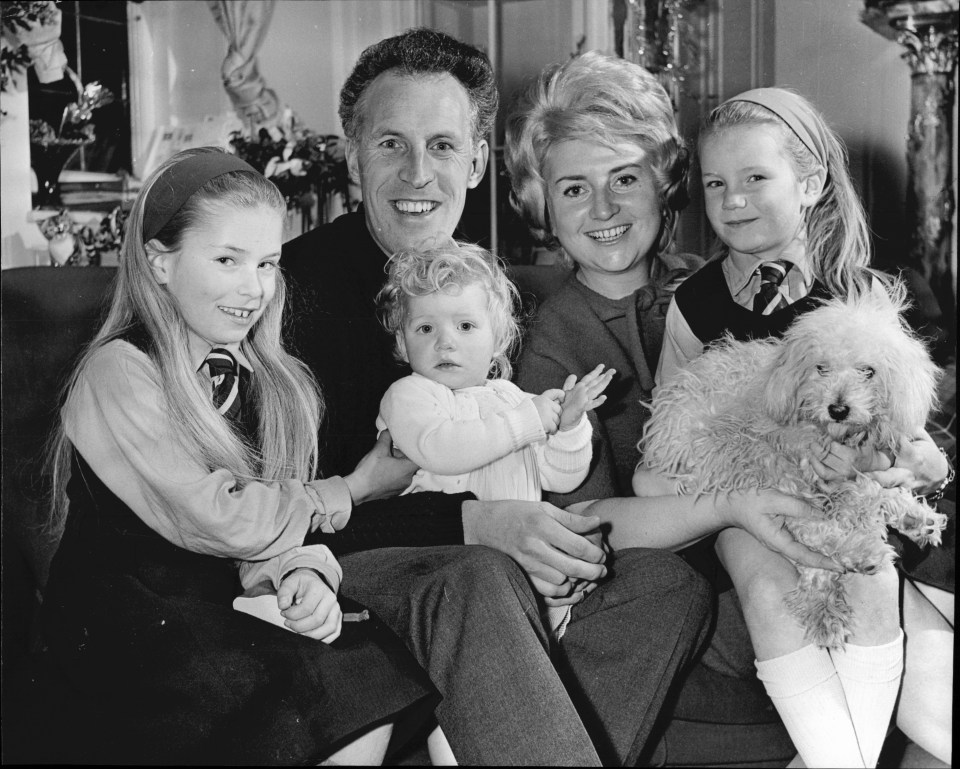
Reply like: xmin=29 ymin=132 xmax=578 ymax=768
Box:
xmin=228 ymin=109 xmax=353 ymax=218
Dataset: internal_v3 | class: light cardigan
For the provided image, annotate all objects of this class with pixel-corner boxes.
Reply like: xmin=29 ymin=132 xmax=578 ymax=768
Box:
xmin=64 ymin=339 xmax=350 ymax=593
xmin=376 ymin=373 xmax=592 ymax=502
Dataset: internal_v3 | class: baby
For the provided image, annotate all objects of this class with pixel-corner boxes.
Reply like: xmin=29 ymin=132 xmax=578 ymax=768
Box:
xmin=376 ymin=242 xmax=613 ymax=636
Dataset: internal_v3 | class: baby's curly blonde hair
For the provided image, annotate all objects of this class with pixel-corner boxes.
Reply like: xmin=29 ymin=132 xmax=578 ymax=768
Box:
xmin=377 ymin=242 xmax=522 ymax=380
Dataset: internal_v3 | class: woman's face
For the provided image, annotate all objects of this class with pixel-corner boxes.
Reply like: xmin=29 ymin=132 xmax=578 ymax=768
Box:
xmin=147 ymin=203 xmax=283 ymax=360
xmin=543 ymin=139 xmax=662 ymax=298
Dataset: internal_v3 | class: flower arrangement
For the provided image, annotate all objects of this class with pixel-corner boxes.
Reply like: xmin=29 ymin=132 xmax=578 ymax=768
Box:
xmin=29 ymin=67 xmax=113 ymax=146
xmin=228 ymin=108 xmax=353 ymax=226
xmin=27 ymin=65 xmax=113 ymax=206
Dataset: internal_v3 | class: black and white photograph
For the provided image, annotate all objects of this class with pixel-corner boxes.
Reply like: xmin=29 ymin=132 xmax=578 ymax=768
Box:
xmin=1 ymin=1 xmax=955 ymax=765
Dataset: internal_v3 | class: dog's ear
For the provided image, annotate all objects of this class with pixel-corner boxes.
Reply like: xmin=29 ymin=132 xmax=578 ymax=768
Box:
xmin=763 ymin=339 xmax=804 ymax=424
xmin=876 ymin=319 xmax=941 ymax=440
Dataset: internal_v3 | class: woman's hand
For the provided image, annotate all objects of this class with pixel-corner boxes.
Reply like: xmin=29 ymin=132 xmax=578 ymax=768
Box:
xmin=872 ymin=433 xmax=950 ymax=493
xmin=558 ymin=365 xmax=615 ymax=431
xmin=810 ymin=432 xmax=949 ymax=493
xmin=277 ymin=568 xmax=342 ymax=643
xmin=717 ymin=489 xmax=844 ymax=572
xmin=344 ymin=430 xmax=418 ymax=504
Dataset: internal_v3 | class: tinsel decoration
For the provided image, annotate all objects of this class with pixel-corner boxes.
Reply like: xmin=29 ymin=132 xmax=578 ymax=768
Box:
xmin=622 ymin=0 xmax=706 ymax=101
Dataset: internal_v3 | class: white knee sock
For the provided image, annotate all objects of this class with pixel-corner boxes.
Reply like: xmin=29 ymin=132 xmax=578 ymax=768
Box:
xmin=830 ymin=630 xmax=904 ymax=768
xmin=896 ymin=628 xmax=952 ymax=765
xmin=427 ymin=726 xmax=458 ymax=766
xmin=755 ymin=644 xmax=865 ymax=768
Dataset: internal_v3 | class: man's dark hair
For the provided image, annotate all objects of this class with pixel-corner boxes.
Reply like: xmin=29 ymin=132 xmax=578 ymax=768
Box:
xmin=339 ymin=27 xmax=498 ymax=144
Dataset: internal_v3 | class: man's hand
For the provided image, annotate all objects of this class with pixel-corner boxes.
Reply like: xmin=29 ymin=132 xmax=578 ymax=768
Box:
xmin=344 ymin=430 xmax=418 ymax=504
xmin=277 ymin=568 xmax=343 ymax=643
xmin=540 ymin=501 xmax=607 ymax=606
xmin=462 ymin=499 xmax=607 ymax=599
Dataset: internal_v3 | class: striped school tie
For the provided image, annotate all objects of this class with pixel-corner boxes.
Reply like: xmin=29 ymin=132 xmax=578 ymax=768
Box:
xmin=203 ymin=348 xmax=241 ymax=420
xmin=753 ymin=261 xmax=792 ymax=315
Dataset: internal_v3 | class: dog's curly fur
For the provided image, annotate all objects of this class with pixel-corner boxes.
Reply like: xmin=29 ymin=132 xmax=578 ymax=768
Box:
xmin=641 ymin=283 xmax=946 ymax=649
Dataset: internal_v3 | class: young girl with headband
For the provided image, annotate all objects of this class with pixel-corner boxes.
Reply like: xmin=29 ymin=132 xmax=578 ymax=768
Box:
xmin=37 ymin=147 xmax=437 ymax=765
xmin=649 ymin=87 xmax=953 ymax=767
xmin=375 ymin=242 xmax=614 ymax=635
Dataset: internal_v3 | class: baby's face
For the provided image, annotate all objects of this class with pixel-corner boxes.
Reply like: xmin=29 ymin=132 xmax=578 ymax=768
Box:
xmin=400 ymin=282 xmax=497 ymax=390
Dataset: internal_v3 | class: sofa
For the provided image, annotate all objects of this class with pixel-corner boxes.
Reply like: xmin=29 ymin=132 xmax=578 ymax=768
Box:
xmin=4 ymin=264 xmax=943 ymax=766
xmin=2 ymin=265 xmax=120 ymax=763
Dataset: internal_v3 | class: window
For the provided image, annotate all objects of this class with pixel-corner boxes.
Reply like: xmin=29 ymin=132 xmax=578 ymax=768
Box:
xmin=28 ymin=0 xmax=133 ymax=175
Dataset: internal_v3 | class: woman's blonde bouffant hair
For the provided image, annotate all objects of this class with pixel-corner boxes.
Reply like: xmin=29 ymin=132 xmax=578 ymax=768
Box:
xmin=700 ymin=92 xmax=874 ymax=299
xmin=376 ymin=242 xmax=522 ymax=381
xmin=505 ymin=51 xmax=689 ymax=280
xmin=46 ymin=147 xmax=322 ymax=534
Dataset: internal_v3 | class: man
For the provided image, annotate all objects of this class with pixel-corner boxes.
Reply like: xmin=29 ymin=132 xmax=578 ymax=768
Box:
xmin=284 ymin=28 xmax=832 ymax=765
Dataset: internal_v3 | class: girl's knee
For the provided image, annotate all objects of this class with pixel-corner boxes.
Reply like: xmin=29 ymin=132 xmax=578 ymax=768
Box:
xmin=734 ymin=564 xmax=798 ymax=617
xmin=845 ymin=565 xmax=901 ymax=641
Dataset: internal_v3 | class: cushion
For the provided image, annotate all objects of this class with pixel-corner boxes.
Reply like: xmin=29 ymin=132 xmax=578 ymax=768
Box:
xmin=1 ymin=266 xmax=117 ymax=653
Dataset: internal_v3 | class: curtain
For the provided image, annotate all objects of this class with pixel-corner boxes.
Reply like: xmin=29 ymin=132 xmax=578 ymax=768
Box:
xmin=206 ymin=0 xmax=280 ymax=128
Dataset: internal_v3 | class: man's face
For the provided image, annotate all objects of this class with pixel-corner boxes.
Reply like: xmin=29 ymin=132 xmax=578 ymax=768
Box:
xmin=346 ymin=71 xmax=489 ymax=256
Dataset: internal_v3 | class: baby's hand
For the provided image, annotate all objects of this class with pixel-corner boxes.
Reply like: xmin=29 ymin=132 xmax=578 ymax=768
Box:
xmin=533 ymin=389 xmax=565 ymax=435
xmin=277 ymin=568 xmax=342 ymax=643
xmin=559 ymin=365 xmax=615 ymax=431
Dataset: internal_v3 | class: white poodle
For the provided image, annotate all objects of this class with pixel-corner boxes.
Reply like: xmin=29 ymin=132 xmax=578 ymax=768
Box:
xmin=641 ymin=284 xmax=947 ymax=649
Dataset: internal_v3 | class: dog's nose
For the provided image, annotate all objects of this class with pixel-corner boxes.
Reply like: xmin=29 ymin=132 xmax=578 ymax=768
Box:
xmin=828 ymin=403 xmax=850 ymax=421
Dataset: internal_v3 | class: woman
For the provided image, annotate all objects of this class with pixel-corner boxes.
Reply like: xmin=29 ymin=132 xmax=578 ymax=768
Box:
xmin=506 ymin=50 xmax=701 ymax=503
xmin=37 ymin=147 xmax=437 ymax=765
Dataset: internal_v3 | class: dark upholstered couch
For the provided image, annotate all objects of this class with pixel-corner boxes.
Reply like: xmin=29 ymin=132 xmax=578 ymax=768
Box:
xmin=2 ymin=266 xmax=120 ymax=763
xmin=1 ymin=264 xmax=798 ymax=766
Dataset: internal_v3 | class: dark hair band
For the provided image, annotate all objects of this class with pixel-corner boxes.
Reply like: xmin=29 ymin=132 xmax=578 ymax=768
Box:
xmin=142 ymin=152 xmax=258 ymax=242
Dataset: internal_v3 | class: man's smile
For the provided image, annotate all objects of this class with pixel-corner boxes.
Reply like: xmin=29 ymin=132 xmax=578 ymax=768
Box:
xmin=394 ymin=200 xmax=439 ymax=214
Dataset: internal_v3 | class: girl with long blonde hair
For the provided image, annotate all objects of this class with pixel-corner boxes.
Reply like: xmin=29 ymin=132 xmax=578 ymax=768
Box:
xmin=39 ymin=147 xmax=436 ymax=765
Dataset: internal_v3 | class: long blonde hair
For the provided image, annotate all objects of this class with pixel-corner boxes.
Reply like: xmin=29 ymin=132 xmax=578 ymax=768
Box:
xmin=47 ymin=147 xmax=322 ymax=534
xmin=700 ymin=91 xmax=874 ymax=299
